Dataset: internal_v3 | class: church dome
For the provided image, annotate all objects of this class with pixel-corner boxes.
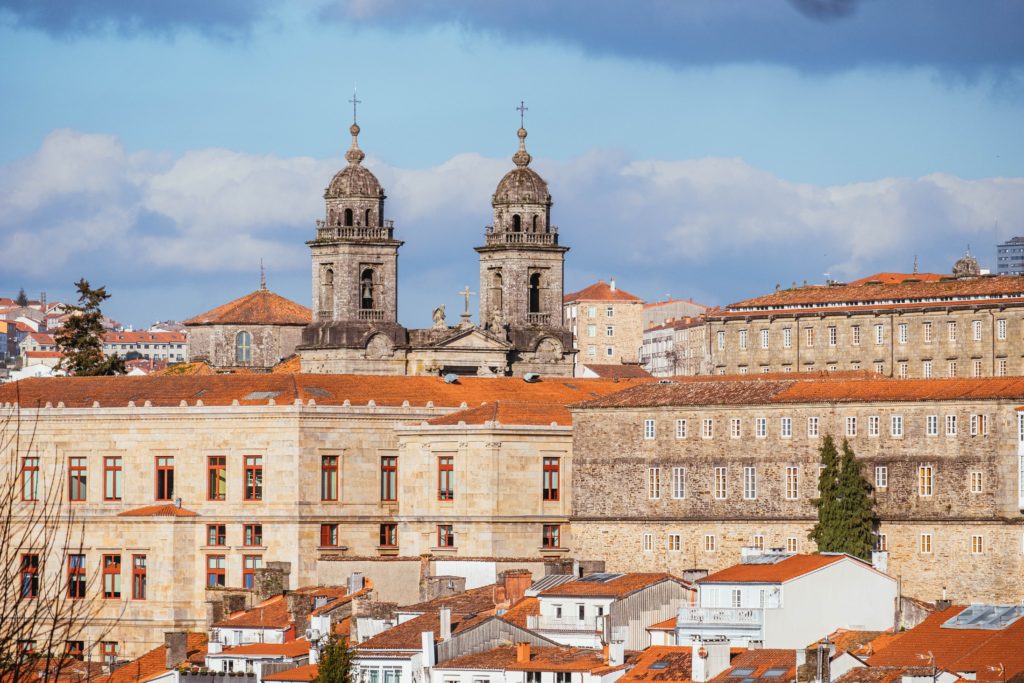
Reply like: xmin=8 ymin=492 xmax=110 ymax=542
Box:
xmin=326 ymin=124 xmax=384 ymax=198
xmin=493 ymin=127 xmax=550 ymax=206
xmin=952 ymin=248 xmax=981 ymax=278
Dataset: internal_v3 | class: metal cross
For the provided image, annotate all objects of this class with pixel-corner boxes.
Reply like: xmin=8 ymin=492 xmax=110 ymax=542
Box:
xmin=516 ymin=100 xmax=528 ymax=128
xmin=459 ymin=286 xmax=476 ymax=315
xmin=350 ymin=89 xmax=362 ymax=124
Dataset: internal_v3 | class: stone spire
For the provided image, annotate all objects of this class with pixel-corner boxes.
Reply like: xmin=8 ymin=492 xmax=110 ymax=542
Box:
xmin=345 ymin=124 xmax=365 ymax=166
xmin=513 ymin=127 xmax=532 ymax=168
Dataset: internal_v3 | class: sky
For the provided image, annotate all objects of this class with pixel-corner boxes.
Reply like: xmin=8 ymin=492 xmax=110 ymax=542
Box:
xmin=1 ymin=0 xmax=1023 ymax=329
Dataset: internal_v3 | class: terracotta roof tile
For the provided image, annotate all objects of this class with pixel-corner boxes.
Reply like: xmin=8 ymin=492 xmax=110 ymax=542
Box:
xmin=400 ymin=584 xmax=500 ymax=614
xmin=97 ymin=633 xmax=207 ymax=683
xmin=501 ymin=597 xmax=540 ymax=629
xmin=540 ymin=573 xmax=687 ymax=599
xmin=25 ymin=351 xmax=63 ymax=358
xmin=117 ymin=504 xmax=199 ymax=517
xmin=264 ymin=664 xmax=319 ymax=682
xmin=836 ymin=666 xmax=936 ymax=683
xmin=213 ymin=594 xmax=291 ymax=629
xmin=564 ymin=281 xmax=644 ymax=303
xmin=619 ymin=646 xmax=694 ymax=683
xmin=824 ymin=629 xmax=900 ymax=657
xmin=710 ymin=649 xmax=796 ymax=683
xmin=846 ymin=272 xmax=947 ymax=286
xmin=185 ymin=289 xmax=311 ymax=326
xmin=424 ymin=401 xmax=572 ymax=427
xmin=272 ymin=355 xmax=302 ymax=374
xmin=699 ymin=554 xmax=850 ymax=583
xmin=438 ymin=645 xmax=610 ymax=673
xmin=103 ymin=332 xmax=186 ymax=343
xmin=647 ymin=617 xmax=677 ymax=631
xmin=581 ymin=364 xmax=652 ymax=379
xmin=210 ymin=641 xmax=310 ymax=658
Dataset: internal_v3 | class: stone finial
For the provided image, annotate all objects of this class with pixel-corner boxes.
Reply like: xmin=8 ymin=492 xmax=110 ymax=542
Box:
xmin=513 ymin=126 xmax=532 ymax=168
xmin=307 ymin=399 xmax=316 ymax=406
xmin=195 ymin=399 xmax=204 ymax=407
xmin=144 ymin=400 xmax=152 ymax=407
xmin=345 ymin=123 xmax=366 ymax=165
xmin=231 ymin=399 xmax=240 ymax=406
xmin=367 ymin=399 xmax=376 ymax=407
xmin=343 ymin=399 xmax=351 ymax=407
xmin=179 ymin=400 xmax=188 ymax=407
xmin=460 ymin=401 xmax=468 ymax=408
xmin=127 ymin=401 xmax=135 ymax=408
xmin=294 ymin=398 xmax=303 ymax=406
xmin=268 ymin=398 xmax=276 ymax=406
xmin=57 ymin=401 xmax=65 ymax=408
xmin=92 ymin=401 xmax=100 ymax=408
xmin=426 ymin=401 xmax=434 ymax=408
xmin=402 ymin=400 xmax=410 ymax=407
xmin=44 ymin=401 xmax=52 ymax=409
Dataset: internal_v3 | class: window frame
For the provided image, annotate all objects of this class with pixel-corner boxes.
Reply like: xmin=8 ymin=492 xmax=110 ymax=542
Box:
xmin=244 ymin=523 xmax=263 ymax=547
xmin=875 ymin=465 xmax=888 ymax=489
xmin=671 ymin=466 xmax=686 ymax=499
xmin=206 ymin=524 xmax=227 ymax=547
xmin=542 ymin=524 xmax=561 ymax=549
xmin=437 ymin=524 xmax=455 ymax=548
xmin=131 ymin=555 xmax=146 ymax=600
xmin=320 ymin=523 xmax=340 ymax=547
xmin=437 ymin=455 xmax=454 ymax=501
xmin=102 ymin=554 xmax=122 ymax=599
xmin=68 ymin=456 xmax=87 ymax=502
xmin=785 ymin=465 xmax=799 ymax=500
xmin=206 ymin=555 xmax=226 ymax=588
xmin=643 ymin=418 xmax=656 ymax=440
xmin=918 ymin=464 xmax=934 ymax=497
xmin=542 ymin=457 xmax=560 ymax=501
xmin=244 ymin=455 xmax=263 ymax=501
xmin=22 ymin=456 xmax=39 ymax=502
xmin=155 ymin=455 xmax=174 ymax=502
xmin=379 ymin=456 xmax=398 ymax=502
xmin=714 ymin=466 xmax=728 ymax=500
xmin=207 ymin=456 xmax=227 ymax=501
xmin=742 ymin=465 xmax=757 ymax=500
xmin=242 ymin=555 xmax=262 ymax=589
xmin=675 ymin=419 xmax=687 ymax=439
xmin=648 ymin=467 xmax=661 ymax=500
xmin=321 ymin=455 xmax=339 ymax=501
xmin=21 ymin=554 xmax=39 ymax=599
xmin=807 ymin=417 xmax=819 ymax=438
xmin=67 ymin=554 xmax=86 ymax=600
xmin=379 ymin=523 xmax=398 ymax=548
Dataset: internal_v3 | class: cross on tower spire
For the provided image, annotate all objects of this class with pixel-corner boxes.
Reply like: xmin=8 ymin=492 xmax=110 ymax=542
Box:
xmin=350 ymin=88 xmax=362 ymax=125
xmin=516 ymin=100 xmax=528 ymax=128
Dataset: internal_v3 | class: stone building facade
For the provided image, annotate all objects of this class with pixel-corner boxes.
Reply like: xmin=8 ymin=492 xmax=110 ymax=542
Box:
xmin=563 ymin=280 xmax=644 ymax=367
xmin=299 ymin=122 xmax=574 ymax=377
xmin=641 ymin=317 xmax=707 ymax=377
xmin=568 ymin=376 xmax=1024 ymax=604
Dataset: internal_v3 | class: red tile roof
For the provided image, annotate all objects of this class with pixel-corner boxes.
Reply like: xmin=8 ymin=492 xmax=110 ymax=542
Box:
xmin=25 ymin=351 xmax=63 ymax=358
xmin=438 ymin=645 xmax=612 ymax=673
xmin=710 ymin=649 xmax=796 ymax=683
xmin=117 ymin=504 xmax=199 ymax=517
xmin=867 ymin=606 xmax=1024 ymax=681
xmin=0 ymin=374 xmax=649 ymax=410
xmin=185 ymin=289 xmax=311 ymax=326
xmin=699 ymin=554 xmax=850 ymax=584
xmin=98 ymin=633 xmax=207 ymax=683
xmin=564 ymin=281 xmax=644 ymax=303
xmin=424 ymin=401 xmax=572 ymax=427
xmin=264 ymin=664 xmax=319 ymax=682
xmin=619 ymin=645 xmax=694 ymax=683
xmin=581 ymin=364 xmax=652 ymax=379
xmin=647 ymin=617 xmax=677 ymax=631
xmin=103 ymin=331 xmax=186 ymax=344
xmin=213 ymin=594 xmax=291 ymax=629
xmin=540 ymin=573 xmax=688 ymax=599
xmin=400 ymin=583 xmax=501 ymax=614
xmin=501 ymin=597 xmax=540 ymax=629
xmin=836 ymin=666 xmax=937 ymax=683
xmin=846 ymin=272 xmax=947 ymax=286
xmin=210 ymin=641 xmax=310 ymax=658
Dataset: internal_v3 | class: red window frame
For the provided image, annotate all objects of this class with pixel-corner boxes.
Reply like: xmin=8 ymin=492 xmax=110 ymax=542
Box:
xmin=206 ymin=555 xmax=225 ymax=587
xmin=102 ymin=554 xmax=121 ymax=599
xmin=66 ymin=641 xmax=85 ymax=660
xmin=542 ymin=457 xmax=560 ymax=501
xmin=104 ymin=456 xmax=123 ymax=501
xmin=101 ymin=642 xmax=118 ymax=663
xmin=242 ymin=555 xmax=262 ymax=589
xmin=132 ymin=555 xmax=146 ymax=600
xmin=67 ymin=554 xmax=86 ymax=599
xmin=18 ymin=640 xmax=34 ymax=658
xmin=379 ymin=523 xmax=397 ymax=548
xmin=320 ymin=523 xmax=339 ymax=547
xmin=207 ymin=524 xmax=226 ymax=546
xmin=380 ymin=456 xmax=398 ymax=502
xmin=437 ymin=524 xmax=455 ymax=548
xmin=21 ymin=554 xmax=39 ymax=599
xmin=208 ymin=456 xmax=226 ymax=501
xmin=321 ymin=455 xmax=339 ymax=501
xmin=243 ymin=524 xmax=263 ymax=547
xmin=21 ymin=456 xmax=39 ymax=501
xmin=155 ymin=456 xmax=174 ymax=501
xmin=68 ymin=456 xmax=87 ymax=502
xmin=542 ymin=524 xmax=561 ymax=548
xmin=438 ymin=456 xmax=454 ymax=501
xmin=244 ymin=455 xmax=263 ymax=501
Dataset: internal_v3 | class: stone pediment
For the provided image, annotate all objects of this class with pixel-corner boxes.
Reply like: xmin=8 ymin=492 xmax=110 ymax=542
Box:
xmin=411 ymin=326 xmax=512 ymax=351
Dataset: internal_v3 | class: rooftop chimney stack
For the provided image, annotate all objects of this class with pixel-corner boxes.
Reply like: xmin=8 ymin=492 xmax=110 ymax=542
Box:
xmin=421 ymin=631 xmax=436 ymax=667
xmin=164 ymin=632 xmax=187 ymax=669
xmin=691 ymin=637 xmax=730 ymax=683
xmin=439 ymin=606 xmax=452 ymax=641
xmin=610 ymin=278 xmax=616 ymax=291
xmin=516 ymin=642 xmax=531 ymax=664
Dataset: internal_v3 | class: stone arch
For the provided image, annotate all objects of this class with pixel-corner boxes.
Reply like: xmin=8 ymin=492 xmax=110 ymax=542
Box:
xmin=344 ymin=208 xmax=353 ymax=226
xmin=512 ymin=214 xmax=522 ymax=232
xmin=365 ymin=333 xmax=394 ymax=359
xmin=361 ymin=268 xmax=375 ymax=310
xmin=321 ymin=267 xmax=335 ymax=314
xmin=529 ymin=272 xmax=541 ymax=314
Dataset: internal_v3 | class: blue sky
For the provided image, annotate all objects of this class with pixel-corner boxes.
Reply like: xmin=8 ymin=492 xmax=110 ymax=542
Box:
xmin=1 ymin=0 xmax=1023 ymax=329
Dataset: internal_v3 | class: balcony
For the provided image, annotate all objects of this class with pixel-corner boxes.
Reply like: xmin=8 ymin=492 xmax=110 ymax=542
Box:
xmin=315 ymin=220 xmax=395 ymax=241
xmin=677 ymin=607 xmax=763 ymax=626
xmin=527 ymin=615 xmax=602 ymax=632
xmin=358 ymin=309 xmax=386 ymax=321
xmin=527 ymin=313 xmax=552 ymax=326
xmin=484 ymin=227 xmax=559 ymax=246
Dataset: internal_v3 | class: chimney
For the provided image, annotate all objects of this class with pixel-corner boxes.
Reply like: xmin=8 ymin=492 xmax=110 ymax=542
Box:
xmin=691 ymin=637 xmax=730 ymax=683
xmin=935 ymin=598 xmax=951 ymax=611
xmin=421 ymin=632 xmax=436 ymax=668
xmin=608 ymin=642 xmax=624 ymax=666
xmin=499 ymin=569 xmax=532 ymax=606
xmin=164 ymin=632 xmax=187 ymax=669
xmin=610 ymin=278 xmax=617 ymax=291
xmin=286 ymin=592 xmax=313 ymax=636
xmin=516 ymin=642 xmax=531 ymax=664
xmin=253 ymin=561 xmax=291 ymax=602
xmin=349 ymin=572 xmax=364 ymax=594
xmin=439 ymin=606 xmax=452 ymax=641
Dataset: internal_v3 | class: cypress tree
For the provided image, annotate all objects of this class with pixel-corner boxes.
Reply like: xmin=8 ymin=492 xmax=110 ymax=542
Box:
xmin=55 ymin=279 xmax=125 ymax=376
xmin=16 ymin=287 xmax=28 ymax=307
xmin=835 ymin=438 xmax=877 ymax=559
xmin=314 ymin=635 xmax=356 ymax=683
xmin=809 ymin=434 xmax=841 ymax=552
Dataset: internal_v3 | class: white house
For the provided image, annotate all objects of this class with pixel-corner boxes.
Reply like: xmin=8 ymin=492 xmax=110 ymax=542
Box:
xmin=205 ymin=640 xmax=311 ymax=679
xmin=431 ymin=643 xmax=628 ymax=683
xmin=675 ymin=551 xmax=898 ymax=649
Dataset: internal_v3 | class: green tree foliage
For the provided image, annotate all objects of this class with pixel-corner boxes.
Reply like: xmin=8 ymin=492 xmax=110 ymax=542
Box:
xmin=314 ymin=635 xmax=356 ymax=683
xmin=15 ymin=288 xmax=28 ymax=307
xmin=55 ymin=279 xmax=125 ymax=376
xmin=809 ymin=435 xmax=877 ymax=559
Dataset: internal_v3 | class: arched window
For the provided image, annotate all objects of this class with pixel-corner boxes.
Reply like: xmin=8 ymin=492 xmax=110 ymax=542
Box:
xmin=361 ymin=268 xmax=375 ymax=310
xmin=512 ymin=214 xmax=521 ymax=232
xmin=329 ymin=208 xmax=336 ymax=225
xmin=235 ymin=331 xmax=252 ymax=364
xmin=491 ymin=271 xmax=503 ymax=317
xmin=364 ymin=209 xmax=371 ymax=226
xmin=344 ymin=209 xmax=353 ymax=226
xmin=532 ymin=215 xmax=539 ymax=233
xmin=321 ymin=268 xmax=335 ymax=314
xmin=529 ymin=273 xmax=541 ymax=314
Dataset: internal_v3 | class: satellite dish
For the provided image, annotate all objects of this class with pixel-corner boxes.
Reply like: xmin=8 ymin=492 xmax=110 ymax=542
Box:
xmin=523 ymin=373 xmax=541 ymax=383
xmin=443 ymin=373 xmax=459 ymax=384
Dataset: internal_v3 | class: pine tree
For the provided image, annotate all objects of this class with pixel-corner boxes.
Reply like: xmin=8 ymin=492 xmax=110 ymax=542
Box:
xmin=55 ymin=279 xmax=125 ymax=376
xmin=835 ymin=438 xmax=877 ymax=559
xmin=314 ymin=635 xmax=356 ymax=683
xmin=15 ymin=288 xmax=28 ymax=307
xmin=809 ymin=434 xmax=841 ymax=552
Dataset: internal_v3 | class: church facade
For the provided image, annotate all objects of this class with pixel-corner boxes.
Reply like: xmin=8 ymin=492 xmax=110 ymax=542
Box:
xmin=298 ymin=121 xmax=574 ymax=377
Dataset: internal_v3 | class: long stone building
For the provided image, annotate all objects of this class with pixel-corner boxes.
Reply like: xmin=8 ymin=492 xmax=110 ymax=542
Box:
xmin=569 ymin=375 xmax=1024 ymax=604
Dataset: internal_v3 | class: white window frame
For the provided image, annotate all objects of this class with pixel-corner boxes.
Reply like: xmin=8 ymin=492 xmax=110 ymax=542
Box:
xmin=644 ymin=419 xmax=656 ymax=440
xmin=786 ymin=536 xmax=799 ymax=553
xmin=672 ymin=466 xmax=686 ymax=499
xmin=919 ymin=532 xmax=932 ymax=554
xmin=946 ymin=414 xmax=957 ymax=437
xmin=714 ymin=466 xmax=728 ymax=500
xmin=875 ymin=465 xmax=888 ymax=489
xmin=785 ymin=466 xmax=799 ymax=500
xmin=948 ymin=321 xmax=957 ymax=342
xmin=717 ymin=331 xmax=725 ymax=351
xmin=743 ymin=466 xmax=756 ymax=500
xmin=926 ymin=415 xmax=938 ymax=436
xmin=891 ymin=415 xmax=903 ymax=437
xmin=783 ymin=328 xmax=792 ymax=349
xmin=828 ymin=326 xmax=837 ymax=347
xmin=807 ymin=416 xmax=819 ymax=438
xmin=648 ymin=467 xmax=661 ymax=499
xmin=730 ymin=418 xmax=742 ymax=439
xmin=973 ymin=319 xmax=982 ymax=341
xmin=918 ymin=464 xmax=934 ymax=497
xmin=868 ymin=415 xmax=880 ymax=437
xmin=643 ymin=533 xmax=653 ymax=552
xmin=997 ymin=319 xmax=1007 ymax=340
xmin=780 ymin=417 xmax=792 ymax=438
xmin=923 ymin=321 xmax=933 ymax=343
xmin=675 ymin=419 xmax=687 ymax=439
xmin=755 ymin=417 xmax=767 ymax=438
xmin=970 ymin=470 xmax=983 ymax=494
xmin=760 ymin=329 xmax=769 ymax=349
xmin=971 ymin=534 xmax=984 ymax=555
xmin=874 ymin=324 xmax=884 ymax=345
xmin=846 ymin=416 xmax=857 ymax=437
xmin=703 ymin=534 xmax=716 ymax=552
xmin=739 ymin=329 xmax=748 ymax=350
xmin=898 ymin=323 xmax=908 ymax=344
xmin=702 ymin=418 xmax=714 ymax=439
xmin=667 ymin=533 xmax=681 ymax=552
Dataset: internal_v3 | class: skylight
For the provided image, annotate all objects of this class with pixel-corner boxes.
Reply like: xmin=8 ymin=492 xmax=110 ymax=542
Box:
xmin=730 ymin=669 xmax=755 ymax=676
xmin=578 ymin=573 xmax=624 ymax=583
xmin=941 ymin=604 xmax=1024 ymax=630
xmin=762 ymin=668 xmax=789 ymax=677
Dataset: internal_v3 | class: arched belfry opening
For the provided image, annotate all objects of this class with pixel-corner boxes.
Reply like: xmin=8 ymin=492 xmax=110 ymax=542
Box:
xmin=344 ymin=209 xmax=353 ymax=227
xmin=321 ymin=267 xmax=335 ymax=315
xmin=512 ymin=215 xmax=521 ymax=232
xmin=360 ymin=268 xmax=375 ymax=310
xmin=529 ymin=273 xmax=541 ymax=314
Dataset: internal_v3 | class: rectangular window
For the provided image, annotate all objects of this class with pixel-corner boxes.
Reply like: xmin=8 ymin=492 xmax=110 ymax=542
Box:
xmin=919 ymin=464 xmax=934 ymax=497
xmin=970 ymin=471 xmax=983 ymax=494
xmin=437 ymin=525 xmax=455 ymax=548
xmin=875 ymin=325 xmax=884 ymax=345
xmin=852 ymin=325 xmax=861 ymax=346
xmin=537 ymin=456 xmax=561 ymax=502
xmin=948 ymin=321 xmax=957 ymax=342
xmin=998 ymin=319 xmax=1007 ymax=340
xmin=702 ymin=418 xmax=714 ymax=439
xmin=321 ymin=523 xmax=339 ymax=547
xmin=21 ymin=457 xmax=39 ymax=501
xmin=874 ymin=361 xmax=885 ymax=374
xmin=672 ymin=466 xmax=686 ymax=499
xmin=605 ymin=325 xmax=614 ymax=337
xmin=438 ymin=455 xmax=454 ymax=501
xmin=242 ymin=555 xmax=262 ymax=589
xmin=743 ymin=466 xmax=756 ymax=499
xmin=875 ymin=533 xmax=887 ymax=551
xmin=783 ymin=328 xmax=792 ymax=348
xmin=587 ymin=305 xmax=596 ymax=317
xmin=21 ymin=554 xmax=39 ymax=599
xmin=380 ymin=456 xmax=397 ymax=501
xmin=207 ymin=524 xmax=226 ymax=546
xmin=704 ymin=534 xmax=716 ymax=552
xmin=998 ymin=359 xmax=1008 ymax=376
xmin=68 ymin=456 xmax=87 ymax=502
xmin=208 ymin=456 xmax=226 ymax=501
xmin=780 ymin=417 xmax=792 ymax=438
xmin=805 ymin=327 xmax=814 ymax=348
xmin=948 ymin=360 xmax=958 ymax=377
xmin=102 ymin=554 xmax=121 ymax=599
xmin=923 ymin=360 xmax=933 ymax=378
xmin=714 ymin=466 xmax=728 ymax=500
xmin=828 ymin=326 xmax=837 ymax=346
xmin=739 ymin=329 xmax=748 ymax=350
xmin=68 ymin=554 xmax=86 ymax=599
xmin=752 ymin=534 xmax=765 ymax=551
xmin=868 ymin=416 xmax=880 ymax=437
xmin=667 ymin=533 xmax=681 ymax=552
xmin=321 ymin=455 xmax=339 ymax=501
xmin=132 ymin=555 xmax=146 ymax=600
xmin=760 ymin=329 xmax=769 ymax=349
xmin=643 ymin=419 xmax=656 ymax=440
xmin=717 ymin=331 xmax=725 ymax=351
xmin=972 ymin=320 xmax=982 ymax=341
xmin=807 ymin=417 xmax=819 ymax=438
xmin=244 ymin=455 xmax=263 ymax=501
xmin=973 ymin=359 xmax=982 ymax=377
xmin=919 ymin=533 xmax=932 ymax=554
xmin=244 ymin=524 xmax=263 ymax=547
xmin=542 ymin=524 xmax=561 ymax=548
xmin=648 ymin=467 xmax=661 ymax=499
xmin=101 ymin=642 xmax=118 ymax=664
xmin=846 ymin=416 xmax=857 ymax=437
xmin=66 ymin=641 xmax=84 ymax=660
xmin=155 ymin=456 xmax=174 ymax=501
xmin=206 ymin=555 xmax=226 ymax=587
xmin=379 ymin=523 xmax=397 ymax=548
xmin=891 ymin=415 xmax=903 ymax=437
xmin=605 ymin=305 xmax=614 ymax=317
xmin=875 ymin=465 xmax=888 ymax=489
xmin=643 ymin=533 xmax=653 ymax=552
xmin=102 ymin=456 xmax=122 ymax=499
xmin=755 ymin=417 xmax=767 ymax=438
xmin=927 ymin=415 xmax=938 ymax=436
xmin=923 ymin=321 xmax=933 ymax=343
xmin=946 ymin=415 xmax=958 ymax=436
xmin=675 ymin=419 xmax=687 ymax=439
xmin=898 ymin=362 xmax=908 ymax=379
xmin=898 ymin=323 xmax=908 ymax=344
xmin=785 ymin=466 xmax=799 ymax=500
xmin=731 ymin=417 xmax=742 ymax=438
xmin=971 ymin=534 xmax=984 ymax=555
xmin=786 ymin=536 xmax=799 ymax=553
